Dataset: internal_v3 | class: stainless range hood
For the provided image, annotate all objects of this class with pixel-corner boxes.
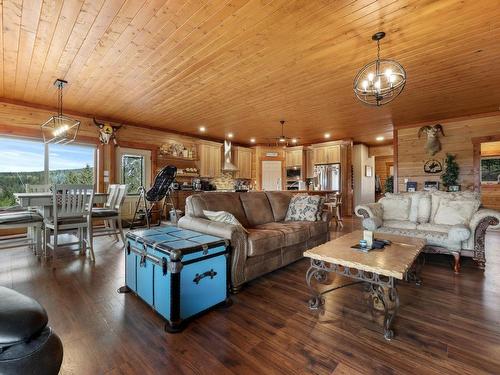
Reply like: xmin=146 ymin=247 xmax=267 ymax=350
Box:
xmin=222 ymin=140 xmax=238 ymax=172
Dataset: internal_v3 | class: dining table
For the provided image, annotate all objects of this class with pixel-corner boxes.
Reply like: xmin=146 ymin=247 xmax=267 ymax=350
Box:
xmin=14 ymin=192 xmax=109 ymax=220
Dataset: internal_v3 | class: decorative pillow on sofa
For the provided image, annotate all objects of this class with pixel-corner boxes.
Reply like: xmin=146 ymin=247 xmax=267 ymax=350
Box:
xmin=316 ymin=195 xmax=325 ymax=221
xmin=417 ymin=195 xmax=432 ymax=223
xmin=379 ymin=196 xmax=411 ymax=221
xmin=432 ymin=198 xmax=480 ymax=226
xmin=285 ymin=195 xmax=322 ymax=222
xmin=430 ymin=190 xmax=480 ymax=223
xmin=203 ymin=210 xmax=249 ymax=233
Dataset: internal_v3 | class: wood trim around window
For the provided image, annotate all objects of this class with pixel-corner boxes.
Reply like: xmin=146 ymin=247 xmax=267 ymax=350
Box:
xmin=472 ymin=134 xmax=500 ymax=191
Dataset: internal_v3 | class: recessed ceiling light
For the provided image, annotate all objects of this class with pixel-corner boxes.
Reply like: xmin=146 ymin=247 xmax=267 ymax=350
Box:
xmin=227 ymin=133 xmax=233 ymax=138
xmin=376 ymin=136 xmax=385 ymax=141
xmin=324 ymin=133 xmax=331 ymax=139
xmin=250 ymin=138 xmax=256 ymax=143
xmin=199 ymin=126 xmax=206 ymax=132
xmin=291 ymin=138 xmax=298 ymax=144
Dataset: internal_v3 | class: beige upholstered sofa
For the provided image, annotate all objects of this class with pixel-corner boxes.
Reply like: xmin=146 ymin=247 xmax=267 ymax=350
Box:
xmin=178 ymin=191 xmax=330 ymax=292
xmin=355 ymin=191 xmax=500 ymax=272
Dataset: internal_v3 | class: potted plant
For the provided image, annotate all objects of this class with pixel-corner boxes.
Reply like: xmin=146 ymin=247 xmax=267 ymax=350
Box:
xmin=441 ymin=153 xmax=460 ymax=191
xmin=384 ymin=175 xmax=394 ymax=193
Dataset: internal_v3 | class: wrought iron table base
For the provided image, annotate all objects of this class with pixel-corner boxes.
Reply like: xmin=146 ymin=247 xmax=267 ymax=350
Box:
xmin=306 ymin=259 xmax=410 ymax=341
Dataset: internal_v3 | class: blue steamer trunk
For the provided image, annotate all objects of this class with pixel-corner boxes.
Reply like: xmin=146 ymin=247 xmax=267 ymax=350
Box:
xmin=123 ymin=226 xmax=230 ymax=332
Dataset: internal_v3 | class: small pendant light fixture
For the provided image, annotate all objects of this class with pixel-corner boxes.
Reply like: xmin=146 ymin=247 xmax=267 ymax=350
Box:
xmin=353 ymin=32 xmax=406 ymax=106
xmin=272 ymin=120 xmax=298 ymax=147
xmin=41 ymin=79 xmax=80 ymax=144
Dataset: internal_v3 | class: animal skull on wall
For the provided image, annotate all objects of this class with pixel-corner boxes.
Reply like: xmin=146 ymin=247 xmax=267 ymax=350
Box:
xmin=93 ymin=118 xmax=122 ymax=146
xmin=418 ymin=124 xmax=445 ymax=156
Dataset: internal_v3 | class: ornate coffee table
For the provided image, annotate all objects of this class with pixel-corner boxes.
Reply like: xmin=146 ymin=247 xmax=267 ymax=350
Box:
xmin=304 ymin=231 xmax=425 ymax=340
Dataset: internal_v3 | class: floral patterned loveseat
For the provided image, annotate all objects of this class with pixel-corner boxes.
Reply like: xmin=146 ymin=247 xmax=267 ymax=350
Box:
xmin=355 ymin=191 xmax=500 ymax=273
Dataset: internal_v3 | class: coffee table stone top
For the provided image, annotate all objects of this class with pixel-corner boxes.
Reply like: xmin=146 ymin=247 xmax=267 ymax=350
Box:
xmin=304 ymin=231 xmax=426 ymax=280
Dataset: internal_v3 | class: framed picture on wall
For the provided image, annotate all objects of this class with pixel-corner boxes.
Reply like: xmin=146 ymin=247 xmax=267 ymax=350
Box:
xmin=424 ymin=181 xmax=440 ymax=191
xmin=406 ymin=181 xmax=417 ymax=192
xmin=365 ymin=165 xmax=373 ymax=177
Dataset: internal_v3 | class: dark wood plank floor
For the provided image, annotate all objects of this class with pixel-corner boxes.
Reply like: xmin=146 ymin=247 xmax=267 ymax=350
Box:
xmin=1 ymin=219 xmax=500 ymax=375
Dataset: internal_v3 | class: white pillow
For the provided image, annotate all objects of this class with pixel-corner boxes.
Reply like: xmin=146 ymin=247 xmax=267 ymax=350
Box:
xmin=203 ymin=210 xmax=249 ymax=233
xmin=417 ymin=196 xmax=432 ymax=223
xmin=285 ymin=195 xmax=322 ymax=222
xmin=379 ymin=196 xmax=411 ymax=221
xmin=433 ymin=199 xmax=480 ymax=226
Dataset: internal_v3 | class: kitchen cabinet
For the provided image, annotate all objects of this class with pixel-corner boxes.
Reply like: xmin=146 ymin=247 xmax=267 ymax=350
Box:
xmin=312 ymin=145 xmax=340 ymax=164
xmin=197 ymin=142 xmax=222 ymax=178
xmin=234 ymin=146 xmax=252 ymax=179
xmin=285 ymin=148 xmax=304 ymax=167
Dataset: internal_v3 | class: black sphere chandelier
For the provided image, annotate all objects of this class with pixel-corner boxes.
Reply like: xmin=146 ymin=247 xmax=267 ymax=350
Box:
xmin=353 ymin=32 xmax=406 ymax=106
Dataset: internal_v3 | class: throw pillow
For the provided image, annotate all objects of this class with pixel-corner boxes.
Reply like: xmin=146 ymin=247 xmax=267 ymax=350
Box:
xmin=417 ymin=195 xmax=432 ymax=223
xmin=285 ymin=194 xmax=322 ymax=222
xmin=433 ymin=198 xmax=480 ymax=226
xmin=203 ymin=210 xmax=249 ymax=233
xmin=316 ymin=196 xmax=325 ymax=221
xmin=379 ymin=196 xmax=411 ymax=221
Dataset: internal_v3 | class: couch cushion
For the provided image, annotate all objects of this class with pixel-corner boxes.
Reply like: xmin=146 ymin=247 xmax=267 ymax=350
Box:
xmin=386 ymin=192 xmax=429 ymax=223
xmin=265 ymin=191 xmax=294 ymax=221
xmin=430 ymin=190 xmax=480 ymax=223
xmin=291 ymin=220 xmax=329 ymax=238
xmin=417 ymin=195 xmax=432 ymax=223
xmin=379 ymin=196 xmax=411 ymax=221
xmin=240 ymin=192 xmax=275 ymax=226
xmin=375 ymin=227 xmax=462 ymax=251
xmin=417 ymin=223 xmax=471 ymax=242
xmin=247 ymin=229 xmax=284 ymax=257
xmin=433 ymin=198 xmax=480 ymax=226
xmin=253 ymin=222 xmax=309 ymax=246
xmin=383 ymin=220 xmax=417 ymax=230
xmin=187 ymin=193 xmax=250 ymax=228
xmin=285 ymin=195 xmax=322 ymax=222
xmin=203 ymin=210 xmax=249 ymax=233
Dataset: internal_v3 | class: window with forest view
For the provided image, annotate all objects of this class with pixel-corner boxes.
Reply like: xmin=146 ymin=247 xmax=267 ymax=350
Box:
xmin=0 ymin=138 xmax=45 ymax=207
xmin=0 ymin=137 xmax=95 ymax=207
xmin=121 ymin=155 xmax=144 ymax=195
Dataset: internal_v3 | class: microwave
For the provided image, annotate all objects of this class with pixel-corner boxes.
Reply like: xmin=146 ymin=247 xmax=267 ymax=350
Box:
xmin=286 ymin=166 xmax=301 ymax=180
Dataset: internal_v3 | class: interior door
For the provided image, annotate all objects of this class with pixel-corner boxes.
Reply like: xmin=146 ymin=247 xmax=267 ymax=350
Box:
xmin=261 ymin=160 xmax=282 ymax=191
xmin=116 ymin=147 xmax=152 ymax=218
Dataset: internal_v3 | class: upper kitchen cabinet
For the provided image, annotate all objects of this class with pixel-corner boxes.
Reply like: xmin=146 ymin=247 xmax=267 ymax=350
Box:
xmin=234 ymin=146 xmax=253 ymax=179
xmin=285 ymin=147 xmax=304 ymax=167
xmin=197 ymin=140 xmax=222 ymax=178
xmin=311 ymin=144 xmax=340 ymax=164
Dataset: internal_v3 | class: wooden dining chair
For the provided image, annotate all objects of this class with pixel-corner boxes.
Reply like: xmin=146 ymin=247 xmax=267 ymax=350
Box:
xmin=91 ymin=184 xmax=127 ymax=245
xmin=0 ymin=211 xmax=43 ymax=255
xmin=324 ymin=192 xmax=343 ymax=228
xmin=44 ymin=184 xmax=95 ymax=260
xmin=25 ymin=184 xmax=52 ymax=253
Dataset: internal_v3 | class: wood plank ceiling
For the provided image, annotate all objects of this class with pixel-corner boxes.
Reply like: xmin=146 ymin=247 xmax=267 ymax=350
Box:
xmin=1 ymin=0 xmax=499 ymax=146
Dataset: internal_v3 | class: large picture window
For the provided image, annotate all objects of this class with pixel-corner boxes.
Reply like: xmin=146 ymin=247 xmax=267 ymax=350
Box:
xmin=481 ymin=157 xmax=500 ymax=184
xmin=0 ymin=138 xmax=45 ymax=206
xmin=0 ymin=136 xmax=96 ymax=207
xmin=49 ymin=143 xmax=95 ymax=184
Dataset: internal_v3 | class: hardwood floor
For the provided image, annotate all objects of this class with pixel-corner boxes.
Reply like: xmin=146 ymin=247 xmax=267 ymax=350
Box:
xmin=1 ymin=219 xmax=500 ymax=374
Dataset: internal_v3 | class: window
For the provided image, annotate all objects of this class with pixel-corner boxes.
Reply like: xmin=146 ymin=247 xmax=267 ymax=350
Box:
xmin=121 ymin=155 xmax=144 ymax=195
xmin=481 ymin=157 xmax=500 ymax=184
xmin=49 ymin=143 xmax=95 ymax=184
xmin=0 ymin=136 xmax=96 ymax=207
xmin=0 ymin=137 xmax=45 ymax=206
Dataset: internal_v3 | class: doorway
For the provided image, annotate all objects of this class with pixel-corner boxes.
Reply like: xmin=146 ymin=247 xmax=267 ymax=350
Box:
xmin=261 ymin=160 xmax=283 ymax=191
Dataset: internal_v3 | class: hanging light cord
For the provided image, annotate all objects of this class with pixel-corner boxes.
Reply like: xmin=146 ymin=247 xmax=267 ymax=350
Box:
xmin=58 ymin=82 xmax=63 ymax=117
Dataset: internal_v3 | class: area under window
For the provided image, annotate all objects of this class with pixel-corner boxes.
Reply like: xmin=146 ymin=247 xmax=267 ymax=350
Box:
xmin=121 ymin=155 xmax=144 ymax=195
xmin=49 ymin=143 xmax=95 ymax=184
xmin=0 ymin=137 xmax=45 ymax=206
xmin=0 ymin=136 xmax=96 ymax=207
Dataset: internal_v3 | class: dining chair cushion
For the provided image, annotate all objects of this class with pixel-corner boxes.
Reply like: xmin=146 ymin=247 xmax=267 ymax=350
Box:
xmin=0 ymin=212 xmax=43 ymax=225
xmin=91 ymin=208 xmax=119 ymax=218
xmin=45 ymin=217 xmax=87 ymax=226
xmin=0 ymin=205 xmax=25 ymax=213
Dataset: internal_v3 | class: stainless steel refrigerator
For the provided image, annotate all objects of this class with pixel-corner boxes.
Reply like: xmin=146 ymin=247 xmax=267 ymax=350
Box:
xmin=313 ymin=164 xmax=341 ymax=191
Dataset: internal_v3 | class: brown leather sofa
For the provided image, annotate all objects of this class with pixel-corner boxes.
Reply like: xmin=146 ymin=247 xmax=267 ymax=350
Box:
xmin=177 ymin=191 xmax=330 ymax=292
